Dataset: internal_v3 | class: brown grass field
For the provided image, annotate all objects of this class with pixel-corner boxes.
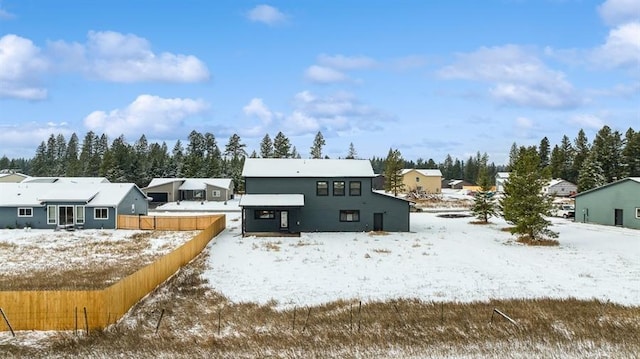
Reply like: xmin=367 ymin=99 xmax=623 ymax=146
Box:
xmin=2 ymin=251 xmax=639 ymax=359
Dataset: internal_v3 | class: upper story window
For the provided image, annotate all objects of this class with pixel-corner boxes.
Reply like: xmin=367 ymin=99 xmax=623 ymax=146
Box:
xmin=333 ymin=181 xmax=345 ymax=196
xmin=416 ymin=177 xmax=420 ymax=182
xmin=317 ymin=181 xmax=329 ymax=196
xmin=349 ymin=181 xmax=361 ymax=196
xmin=636 ymin=208 xmax=640 ymax=219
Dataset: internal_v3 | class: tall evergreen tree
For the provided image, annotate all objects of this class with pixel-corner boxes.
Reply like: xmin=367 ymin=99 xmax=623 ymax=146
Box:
xmin=203 ymin=132 xmax=222 ymax=177
xmin=310 ymin=131 xmax=325 ymax=159
xmin=622 ymin=128 xmax=640 ymax=177
xmin=273 ymin=131 xmax=291 ymax=158
xmin=183 ymin=130 xmax=206 ymax=177
xmin=30 ymin=142 xmax=48 ymax=176
xmin=591 ymin=125 xmax=624 ymax=183
xmin=224 ymin=133 xmax=247 ymax=191
xmin=538 ymin=137 xmax=550 ymax=169
xmin=383 ymin=148 xmax=405 ymax=196
xmin=441 ymin=154 xmax=454 ymax=179
xmin=65 ymin=133 xmax=82 ymax=176
xmin=470 ymin=154 xmax=498 ymax=223
xmin=346 ymin=142 xmax=357 ymax=159
xmin=549 ymin=145 xmax=562 ymax=179
xmin=507 ymin=142 xmax=518 ymax=171
xmin=572 ymin=129 xmax=590 ymax=183
xmin=577 ymin=151 xmax=606 ymax=192
xmin=500 ymin=146 xmax=556 ymax=241
xmin=259 ymin=134 xmax=274 ymax=158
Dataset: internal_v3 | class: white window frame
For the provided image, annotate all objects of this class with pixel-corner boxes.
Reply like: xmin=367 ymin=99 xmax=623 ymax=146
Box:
xmin=211 ymin=190 xmax=221 ymax=198
xmin=636 ymin=208 xmax=640 ymax=219
xmin=17 ymin=207 xmax=33 ymax=217
xmin=47 ymin=205 xmax=57 ymax=225
xmin=75 ymin=205 xmax=85 ymax=224
xmin=94 ymin=207 xmax=109 ymax=220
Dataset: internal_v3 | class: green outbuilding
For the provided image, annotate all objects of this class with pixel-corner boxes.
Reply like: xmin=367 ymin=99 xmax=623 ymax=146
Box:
xmin=574 ymin=177 xmax=640 ymax=230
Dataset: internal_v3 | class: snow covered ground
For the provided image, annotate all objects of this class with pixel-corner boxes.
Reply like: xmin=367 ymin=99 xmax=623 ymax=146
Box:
xmin=204 ymin=212 xmax=640 ymax=309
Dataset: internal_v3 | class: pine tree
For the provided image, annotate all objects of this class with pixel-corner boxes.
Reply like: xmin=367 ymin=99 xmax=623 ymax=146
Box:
xmin=224 ymin=133 xmax=247 ymax=192
xmin=273 ymin=132 xmax=291 ymax=158
xmin=500 ymin=146 xmax=557 ymax=241
xmin=383 ymin=148 xmax=405 ymax=196
xmin=259 ymin=134 xmax=274 ymax=158
xmin=441 ymin=154 xmax=454 ymax=179
xmin=65 ymin=133 xmax=82 ymax=176
xmin=591 ymin=126 xmax=624 ymax=183
xmin=310 ymin=131 xmax=325 ymax=159
xmin=203 ymin=132 xmax=222 ymax=177
xmin=538 ymin=137 xmax=550 ymax=169
xmin=577 ymin=151 xmax=606 ymax=192
xmin=572 ymin=129 xmax=590 ymax=183
xmin=471 ymin=154 xmax=498 ymax=223
xmin=346 ymin=142 xmax=357 ymax=159
xmin=507 ymin=142 xmax=518 ymax=171
xmin=184 ymin=130 xmax=206 ymax=177
xmin=30 ymin=142 xmax=48 ymax=176
xmin=549 ymin=145 xmax=562 ymax=179
xmin=622 ymin=128 xmax=640 ymax=177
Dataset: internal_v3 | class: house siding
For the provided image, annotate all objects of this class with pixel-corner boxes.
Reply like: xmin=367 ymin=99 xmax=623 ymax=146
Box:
xmin=574 ymin=180 xmax=640 ymax=230
xmin=402 ymin=170 xmax=441 ymax=194
xmin=244 ymin=176 xmax=409 ymax=232
xmin=0 ymin=206 xmax=45 ymax=228
xmin=144 ymin=182 xmax=178 ymax=202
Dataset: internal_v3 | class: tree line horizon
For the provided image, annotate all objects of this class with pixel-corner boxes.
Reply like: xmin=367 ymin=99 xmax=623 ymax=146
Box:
xmin=0 ymin=125 xmax=637 ymax=193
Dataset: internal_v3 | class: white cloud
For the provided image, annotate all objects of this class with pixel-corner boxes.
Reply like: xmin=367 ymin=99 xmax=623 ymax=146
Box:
xmin=51 ymin=31 xmax=210 ymax=83
xmin=87 ymin=31 xmax=210 ymax=82
xmin=515 ymin=116 xmax=534 ymax=129
xmin=0 ymin=34 xmax=49 ymax=100
xmin=0 ymin=7 xmax=15 ymax=20
xmin=390 ymin=55 xmax=428 ymax=71
xmin=247 ymin=5 xmax=287 ymax=25
xmin=438 ymin=45 xmax=581 ymax=109
xmin=0 ymin=122 xmax=73 ymax=157
xmin=568 ymin=114 xmax=605 ymax=129
xmin=243 ymin=98 xmax=273 ymax=123
xmin=598 ymin=0 xmax=640 ymax=26
xmin=591 ymin=22 xmax=640 ymax=69
xmin=304 ymin=65 xmax=348 ymax=84
xmin=83 ymin=94 xmax=208 ymax=138
xmin=317 ymin=54 xmax=377 ymax=70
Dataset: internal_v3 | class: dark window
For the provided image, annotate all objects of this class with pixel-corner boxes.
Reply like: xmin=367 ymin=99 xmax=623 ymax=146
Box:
xmin=349 ymin=181 xmax=361 ymax=196
xmin=255 ymin=210 xmax=275 ymax=219
xmin=340 ymin=210 xmax=360 ymax=222
xmin=416 ymin=177 xmax=420 ymax=182
xmin=18 ymin=208 xmax=33 ymax=217
xmin=333 ymin=181 xmax=345 ymax=196
xmin=316 ymin=181 xmax=329 ymax=196
xmin=94 ymin=208 xmax=109 ymax=220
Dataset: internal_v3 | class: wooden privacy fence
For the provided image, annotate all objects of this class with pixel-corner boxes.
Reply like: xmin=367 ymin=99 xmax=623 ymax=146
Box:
xmin=0 ymin=215 xmax=225 ymax=332
xmin=117 ymin=214 xmax=220 ymax=230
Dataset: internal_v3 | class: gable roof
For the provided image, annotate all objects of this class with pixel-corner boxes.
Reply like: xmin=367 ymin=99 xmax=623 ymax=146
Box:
xmin=401 ymin=168 xmax=442 ymax=177
xmin=242 ymin=158 xmax=374 ymax=178
xmin=574 ymin=177 xmax=640 ymax=198
xmin=496 ymin=172 xmax=510 ymax=179
xmin=0 ymin=183 xmax=145 ymax=207
xmin=547 ymin=179 xmax=576 ymax=187
xmin=145 ymin=178 xmax=233 ymax=190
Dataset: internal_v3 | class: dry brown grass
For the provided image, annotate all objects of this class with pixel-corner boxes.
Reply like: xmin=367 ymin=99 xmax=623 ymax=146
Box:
xmin=3 ymin=252 xmax=638 ymax=358
xmin=368 ymin=231 xmax=390 ymax=236
xmin=500 ymin=226 xmax=515 ymax=232
xmin=516 ymin=236 xmax=560 ymax=246
xmin=469 ymin=220 xmax=491 ymax=225
xmin=372 ymin=248 xmax=391 ymax=254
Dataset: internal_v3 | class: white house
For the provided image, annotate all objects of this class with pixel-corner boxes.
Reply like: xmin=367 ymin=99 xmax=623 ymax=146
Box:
xmin=544 ymin=179 xmax=577 ymax=197
xmin=495 ymin=172 xmax=510 ymax=193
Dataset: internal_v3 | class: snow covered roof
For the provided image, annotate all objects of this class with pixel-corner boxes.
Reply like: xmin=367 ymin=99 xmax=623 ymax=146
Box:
xmin=239 ymin=194 xmax=305 ymax=207
xmin=574 ymin=177 xmax=640 ymax=197
xmin=401 ymin=169 xmax=442 ymax=176
xmin=0 ymin=183 xmax=144 ymax=207
xmin=547 ymin=179 xmax=576 ymax=187
xmin=22 ymin=177 xmax=110 ymax=184
xmin=242 ymin=159 xmax=374 ymax=178
xmin=146 ymin=178 xmax=233 ymax=190
xmin=496 ymin=172 xmax=510 ymax=178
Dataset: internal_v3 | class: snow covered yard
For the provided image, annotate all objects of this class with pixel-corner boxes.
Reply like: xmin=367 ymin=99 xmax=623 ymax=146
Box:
xmin=0 ymin=228 xmax=197 ymax=290
xmin=204 ymin=212 xmax=640 ymax=308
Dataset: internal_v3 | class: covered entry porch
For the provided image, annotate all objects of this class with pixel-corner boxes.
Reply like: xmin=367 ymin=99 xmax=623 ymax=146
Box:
xmin=239 ymin=194 xmax=304 ymax=236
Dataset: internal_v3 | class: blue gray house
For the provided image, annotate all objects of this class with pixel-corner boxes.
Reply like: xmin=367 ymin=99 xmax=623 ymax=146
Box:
xmin=0 ymin=183 xmax=149 ymax=229
xmin=239 ymin=158 xmax=410 ymax=235
xmin=574 ymin=177 xmax=640 ymax=229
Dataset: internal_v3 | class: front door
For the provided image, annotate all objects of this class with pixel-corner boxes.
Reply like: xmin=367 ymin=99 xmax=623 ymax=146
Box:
xmin=58 ymin=206 xmax=74 ymax=226
xmin=614 ymin=209 xmax=623 ymax=226
xmin=280 ymin=210 xmax=289 ymax=230
xmin=373 ymin=213 xmax=383 ymax=231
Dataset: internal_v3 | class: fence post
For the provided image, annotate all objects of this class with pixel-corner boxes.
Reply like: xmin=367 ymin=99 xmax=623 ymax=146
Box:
xmin=490 ymin=308 xmax=518 ymax=327
xmin=84 ymin=307 xmax=89 ymax=335
xmin=155 ymin=309 xmax=165 ymax=334
xmin=0 ymin=308 xmax=15 ymax=337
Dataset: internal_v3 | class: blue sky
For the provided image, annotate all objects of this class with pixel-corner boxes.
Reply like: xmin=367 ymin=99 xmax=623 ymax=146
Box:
xmin=1 ymin=0 xmax=638 ymax=164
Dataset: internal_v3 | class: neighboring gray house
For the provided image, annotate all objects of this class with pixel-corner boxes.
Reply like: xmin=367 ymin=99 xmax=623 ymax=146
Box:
xmin=240 ymin=158 xmax=411 ymax=235
xmin=0 ymin=183 xmax=149 ymax=229
xmin=495 ymin=172 xmax=510 ymax=193
xmin=574 ymin=177 xmax=640 ymax=230
xmin=543 ymin=179 xmax=577 ymax=197
xmin=142 ymin=178 xmax=234 ymax=204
